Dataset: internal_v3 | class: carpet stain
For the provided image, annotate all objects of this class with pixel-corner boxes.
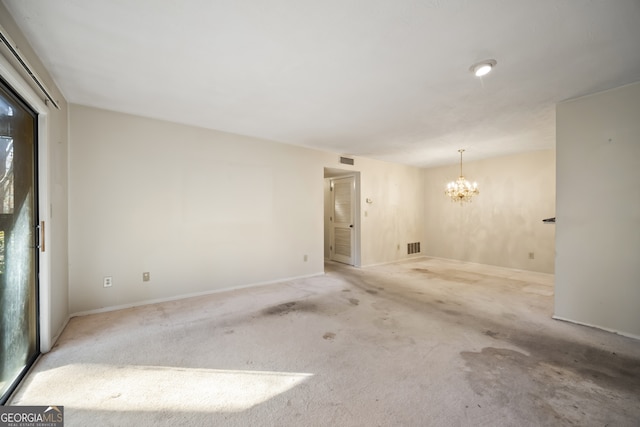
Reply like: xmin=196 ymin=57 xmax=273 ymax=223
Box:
xmin=462 ymin=347 xmax=573 ymax=424
xmin=348 ymin=298 xmax=359 ymax=306
xmin=502 ymin=312 xmax=517 ymax=321
xmin=263 ymin=301 xmax=317 ymax=316
xmin=323 ymin=332 xmax=336 ymax=340
xmin=224 ymin=329 xmax=234 ymax=335
xmin=461 ymin=342 xmax=640 ymax=426
xmin=366 ymin=290 xmax=378 ymax=295
xmin=330 ymin=260 xmax=640 ymax=425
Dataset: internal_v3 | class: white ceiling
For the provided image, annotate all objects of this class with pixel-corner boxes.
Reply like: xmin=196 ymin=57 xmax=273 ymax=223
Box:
xmin=4 ymin=0 xmax=640 ymax=167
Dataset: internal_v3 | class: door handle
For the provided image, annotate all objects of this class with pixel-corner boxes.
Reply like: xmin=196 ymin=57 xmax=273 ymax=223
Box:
xmin=40 ymin=221 xmax=45 ymax=252
xmin=349 ymin=224 xmax=354 ymax=228
xmin=31 ymin=222 xmax=45 ymax=251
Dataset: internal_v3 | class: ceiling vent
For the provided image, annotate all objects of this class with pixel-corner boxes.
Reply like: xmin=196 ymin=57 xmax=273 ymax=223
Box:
xmin=340 ymin=156 xmax=354 ymax=165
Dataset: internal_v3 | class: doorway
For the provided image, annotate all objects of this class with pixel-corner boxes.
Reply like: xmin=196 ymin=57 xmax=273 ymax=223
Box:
xmin=324 ymin=168 xmax=360 ymax=267
xmin=0 ymin=77 xmax=40 ymax=404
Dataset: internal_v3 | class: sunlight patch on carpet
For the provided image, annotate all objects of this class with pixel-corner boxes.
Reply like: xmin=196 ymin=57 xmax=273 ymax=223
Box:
xmin=22 ymin=364 xmax=313 ymax=412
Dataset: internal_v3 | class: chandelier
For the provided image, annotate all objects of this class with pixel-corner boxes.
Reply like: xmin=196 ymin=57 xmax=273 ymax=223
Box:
xmin=445 ymin=149 xmax=479 ymax=202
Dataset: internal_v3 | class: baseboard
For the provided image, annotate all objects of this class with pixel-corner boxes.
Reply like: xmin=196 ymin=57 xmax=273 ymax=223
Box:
xmin=552 ymin=315 xmax=640 ymax=341
xmin=70 ymin=271 xmax=325 ymax=318
xmin=424 ymin=255 xmax=555 ymax=277
xmin=360 ymin=255 xmax=428 ymax=268
xmin=46 ymin=315 xmax=71 ymax=352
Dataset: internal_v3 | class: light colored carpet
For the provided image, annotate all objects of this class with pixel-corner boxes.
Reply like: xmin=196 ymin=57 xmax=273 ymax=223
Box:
xmin=9 ymin=258 xmax=640 ymax=426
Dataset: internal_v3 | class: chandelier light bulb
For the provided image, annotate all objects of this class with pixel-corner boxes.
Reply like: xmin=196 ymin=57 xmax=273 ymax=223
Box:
xmin=445 ymin=149 xmax=480 ymax=203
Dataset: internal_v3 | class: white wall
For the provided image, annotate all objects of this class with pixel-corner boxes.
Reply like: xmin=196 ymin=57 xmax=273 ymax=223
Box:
xmin=358 ymin=157 xmax=425 ymax=265
xmin=555 ymin=81 xmax=640 ymax=339
xmin=423 ymin=150 xmax=556 ymax=273
xmin=69 ymin=105 xmax=426 ymax=313
xmin=0 ymin=6 xmax=69 ymax=351
xmin=323 ymin=163 xmax=425 ymax=266
xmin=69 ymin=105 xmax=324 ymax=313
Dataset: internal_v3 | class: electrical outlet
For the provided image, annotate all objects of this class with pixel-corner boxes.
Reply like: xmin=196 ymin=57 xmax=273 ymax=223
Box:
xmin=528 ymin=252 xmax=535 ymax=260
xmin=103 ymin=276 xmax=112 ymax=287
xmin=143 ymin=272 xmax=150 ymax=282
xmin=303 ymin=255 xmax=308 ymax=262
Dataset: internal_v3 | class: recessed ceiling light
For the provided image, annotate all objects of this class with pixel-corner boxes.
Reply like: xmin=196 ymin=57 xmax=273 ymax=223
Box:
xmin=470 ymin=59 xmax=497 ymax=77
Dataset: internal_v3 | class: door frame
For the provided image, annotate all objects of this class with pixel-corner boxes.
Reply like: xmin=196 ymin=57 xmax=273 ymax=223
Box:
xmin=0 ymin=52 xmax=53 ymax=353
xmin=0 ymin=74 xmax=41 ymax=405
xmin=324 ymin=168 xmax=361 ymax=267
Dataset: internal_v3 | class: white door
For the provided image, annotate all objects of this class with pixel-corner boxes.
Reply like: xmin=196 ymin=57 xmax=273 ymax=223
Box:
xmin=330 ymin=176 xmax=355 ymax=265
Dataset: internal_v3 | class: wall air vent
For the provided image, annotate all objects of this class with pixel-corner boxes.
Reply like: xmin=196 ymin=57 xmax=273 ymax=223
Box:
xmin=340 ymin=156 xmax=354 ymax=165
xmin=408 ymin=242 xmax=421 ymax=255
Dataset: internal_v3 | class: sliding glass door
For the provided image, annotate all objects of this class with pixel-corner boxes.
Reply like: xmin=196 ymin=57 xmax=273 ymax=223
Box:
xmin=0 ymin=77 xmax=39 ymax=404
